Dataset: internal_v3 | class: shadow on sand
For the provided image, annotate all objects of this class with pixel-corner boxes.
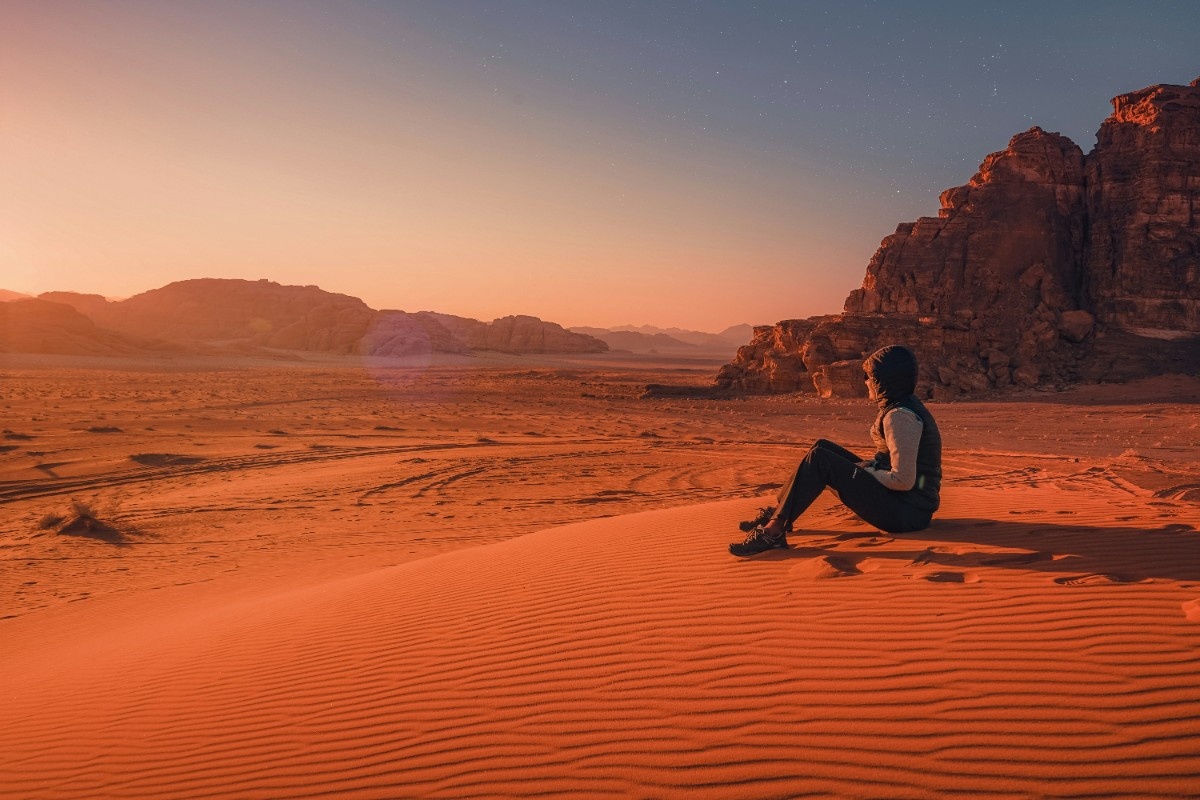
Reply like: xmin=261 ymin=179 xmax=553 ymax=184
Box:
xmin=747 ymin=517 xmax=1200 ymax=584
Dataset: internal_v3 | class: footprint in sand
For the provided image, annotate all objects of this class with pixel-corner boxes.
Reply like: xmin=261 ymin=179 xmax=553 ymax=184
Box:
xmin=1053 ymin=573 xmax=1149 ymax=586
xmin=789 ymin=555 xmax=876 ymax=580
xmin=910 ymin=546 xmax=973 ymax=566
xmin=830 ymin=532 xmax=895 ymax=547
xmin=852 ymin=536 xmax=894 ymax=548
xmin=980 ymin=551 xmax=1060 ymax=566
xmin=1181 ymin=599 xmax=1200 ymax=623
xmin=922 ymin=570 xmax=981 ymax=584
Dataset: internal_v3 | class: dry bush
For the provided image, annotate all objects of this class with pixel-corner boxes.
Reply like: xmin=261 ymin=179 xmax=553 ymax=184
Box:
xmin=38 ymin=498 xmax=126 ymax=543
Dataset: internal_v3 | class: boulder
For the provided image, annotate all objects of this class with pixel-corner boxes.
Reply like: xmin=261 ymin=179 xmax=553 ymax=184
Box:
xmin=812 ymin=360 xmax=868 ymax=399
xmin=1057 ymin=310 xmax=1096 ymax=343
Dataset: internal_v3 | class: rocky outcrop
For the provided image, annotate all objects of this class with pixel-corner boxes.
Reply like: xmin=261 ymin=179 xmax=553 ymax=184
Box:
xmin=109 ymin=279 xmax=375 ymax=352
xmin=358 ymin=311 xmax=468 ymax=356
xmin=718 ymin=78 xmax=1200 ymax=398
xmin=0 ymin=289 xmax=32 ymax=302
xmin=1085 ymin=80 xmax=1200 ymax=333
xmin=715 ymin=319 xmax=821 ymax=392
xmin=845 ymin=127 xmax=1086 ymax=320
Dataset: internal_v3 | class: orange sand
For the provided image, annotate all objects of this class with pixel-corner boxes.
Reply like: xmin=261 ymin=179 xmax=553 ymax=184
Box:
xmin=2 ymin=356 xmax=1198 ymax=798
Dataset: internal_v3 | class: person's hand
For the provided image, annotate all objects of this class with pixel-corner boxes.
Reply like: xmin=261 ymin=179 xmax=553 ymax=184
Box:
xmin=856 ymin=460 xmax=875 ymax=469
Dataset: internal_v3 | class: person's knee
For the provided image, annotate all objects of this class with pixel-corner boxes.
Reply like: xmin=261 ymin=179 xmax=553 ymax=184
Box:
xmin=804 ymin=440 xmax=839 ymax=470
xmin=808 ymin=439 xmax=840 ymax=462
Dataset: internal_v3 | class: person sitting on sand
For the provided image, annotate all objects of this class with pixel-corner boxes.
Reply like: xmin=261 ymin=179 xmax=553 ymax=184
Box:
xmin=729 ymin=344 xmax=942 ymax=557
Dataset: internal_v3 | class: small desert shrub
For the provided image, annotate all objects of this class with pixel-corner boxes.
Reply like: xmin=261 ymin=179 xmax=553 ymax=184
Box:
xmin=39 ymin=499 xmax=121 ymax=541
xmin=38 ymin=513 xmax=65 ymax=530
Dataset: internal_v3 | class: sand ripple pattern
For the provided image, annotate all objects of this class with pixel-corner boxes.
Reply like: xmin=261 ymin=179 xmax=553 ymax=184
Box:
xmin=3 ymin=488 xmax=1200 ymax=799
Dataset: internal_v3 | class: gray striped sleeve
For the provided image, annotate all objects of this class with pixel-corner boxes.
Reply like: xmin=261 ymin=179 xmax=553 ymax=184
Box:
xmin=865 ymin=407 xmax=923 ymax=491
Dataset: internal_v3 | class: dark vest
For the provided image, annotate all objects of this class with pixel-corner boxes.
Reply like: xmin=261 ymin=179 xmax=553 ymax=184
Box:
xmin=872 ymin=394 xmax=942 ymax=512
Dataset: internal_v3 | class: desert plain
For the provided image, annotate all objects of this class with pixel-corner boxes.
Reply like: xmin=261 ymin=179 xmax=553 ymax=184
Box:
xmin=2 ymin=352 xmax=1199 ymax=798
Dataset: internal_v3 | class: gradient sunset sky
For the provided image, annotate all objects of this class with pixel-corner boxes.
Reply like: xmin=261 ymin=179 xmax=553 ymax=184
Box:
xmin=2 ymin=1 xmax=1197 ymax=331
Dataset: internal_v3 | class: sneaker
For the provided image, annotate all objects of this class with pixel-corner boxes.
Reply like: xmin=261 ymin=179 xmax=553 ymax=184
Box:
xmin=728 ymin=525 xmax=788 ymax=557
xmin=738 ymin=505 xmax=776 ymax=532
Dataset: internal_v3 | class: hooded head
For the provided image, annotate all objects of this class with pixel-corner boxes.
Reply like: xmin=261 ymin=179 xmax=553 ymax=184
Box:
xmin=863 ymin=345 xmax=918 ymax=407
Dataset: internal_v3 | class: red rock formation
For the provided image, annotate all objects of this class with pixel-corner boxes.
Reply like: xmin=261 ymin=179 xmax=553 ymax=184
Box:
xmin=109 ymin=279 xmax=374 ymax=352
xmin=486 ymin=315 xmax=607 ymax=354
xmin=358 ymin=311 xmax=468 ymax=356
xmin=1085 ymin=80 xmax=1200 ymax=332
xmin=715 ymin=319 xmax=820 ymax=392
xmin=718 ymin=78 xmax=1200 ymax=398
xmin=846 ymin=127 xmax=1086 ymax=319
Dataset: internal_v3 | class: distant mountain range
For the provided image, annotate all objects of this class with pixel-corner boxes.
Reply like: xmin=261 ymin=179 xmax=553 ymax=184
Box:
xmin=568 ymin=324 xmax=754 ymax=356
xmin=0 ymin=279 xmax=606 ymax=358
xmin=0 ymin=278 xmax=754 ymax=360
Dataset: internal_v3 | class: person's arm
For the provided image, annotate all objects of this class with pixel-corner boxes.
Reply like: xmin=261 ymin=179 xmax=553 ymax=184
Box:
xmin=862 ymin=408 xmax=923 ymax=491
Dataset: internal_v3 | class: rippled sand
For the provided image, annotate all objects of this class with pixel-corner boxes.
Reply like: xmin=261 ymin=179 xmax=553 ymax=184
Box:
xmin=2 ymin=355 xmax=1198 ymax=797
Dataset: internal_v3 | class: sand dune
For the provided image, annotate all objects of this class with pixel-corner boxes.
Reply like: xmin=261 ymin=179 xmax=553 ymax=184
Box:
xmin=3 ymin=482 xmax=1199 ymax=798
xmin=2 ymin=361 xmax=1198 ymax=797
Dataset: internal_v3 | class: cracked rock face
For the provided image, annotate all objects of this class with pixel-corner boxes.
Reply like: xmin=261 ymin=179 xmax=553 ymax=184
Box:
xmin=718 ymin=79 xmax=1200 ymax=398
xmin=1086 ymin=82 xmax=1200 ymax=334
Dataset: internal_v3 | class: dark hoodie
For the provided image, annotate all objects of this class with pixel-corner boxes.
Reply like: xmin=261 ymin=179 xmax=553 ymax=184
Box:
xmin=864 ymin=345 xmax=942 ymax=512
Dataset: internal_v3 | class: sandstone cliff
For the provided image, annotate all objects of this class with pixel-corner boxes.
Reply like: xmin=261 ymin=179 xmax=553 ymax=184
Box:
xmin=359 ymin=311 xmax=469 ymax=357
xmin=718 ymin=78 xmax=1200 ymax=398
xmin=1085 ymin=80 xmax=1200 ymax=333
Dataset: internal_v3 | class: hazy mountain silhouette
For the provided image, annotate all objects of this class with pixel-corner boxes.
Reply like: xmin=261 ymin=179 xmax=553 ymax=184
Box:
xmin=0 ymin=279 xmax=607 ymax=358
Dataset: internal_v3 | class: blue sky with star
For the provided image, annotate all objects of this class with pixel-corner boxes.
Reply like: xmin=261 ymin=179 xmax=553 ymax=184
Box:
xmin=2 ymin=0 xmax=1196 ymax=330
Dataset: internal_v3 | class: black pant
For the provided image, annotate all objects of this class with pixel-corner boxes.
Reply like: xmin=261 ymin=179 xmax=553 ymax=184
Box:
xmin=774 ymin=439 xmax=931 ymax=534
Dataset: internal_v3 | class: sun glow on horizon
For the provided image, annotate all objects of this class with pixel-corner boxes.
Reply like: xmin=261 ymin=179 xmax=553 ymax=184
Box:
xmin=2 ymin=1 xmax=1196 ymax=330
